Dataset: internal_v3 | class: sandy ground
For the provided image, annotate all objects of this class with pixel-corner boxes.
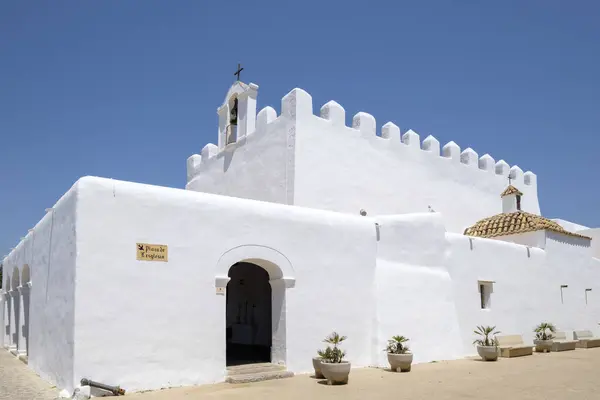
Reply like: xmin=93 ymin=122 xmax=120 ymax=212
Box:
xmin=129 ymin=350 xmax=600 ymax=400
xmin=2 ymin=349 xmax=600 ymax=399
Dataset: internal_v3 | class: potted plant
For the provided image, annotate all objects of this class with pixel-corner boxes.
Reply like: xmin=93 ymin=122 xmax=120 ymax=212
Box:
xmin=533 ymin=322 xmax=556 ymax=353
xmin=473 ymin=325 xmax=500 ymax=361
xmin=385 ymin=335 xmax=413 ymax=372
xmin=312 ymin=354 xmax=324 ymax=379
xmin=318 ymin=332 xmax=351 ymax=385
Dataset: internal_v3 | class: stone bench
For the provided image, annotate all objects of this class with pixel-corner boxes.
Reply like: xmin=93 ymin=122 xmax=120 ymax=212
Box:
xmin=497 ymin=334 xmax=533 ymax=358
xmin=573 ymin=330 xmax=600 ymax=349
xmin=552 ymin=332 xmax=577 ymax=352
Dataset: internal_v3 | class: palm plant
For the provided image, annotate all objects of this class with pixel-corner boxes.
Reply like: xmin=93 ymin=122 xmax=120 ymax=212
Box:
xmin=534 ymin=322 xmax=556 ymax=340
xmin=385 ymin=335 xmax=410 ymax=354
xmin=472 ymin=325 xmax=500 ymax=347
xmin=318 ymin=332 xmax=347 ymax=363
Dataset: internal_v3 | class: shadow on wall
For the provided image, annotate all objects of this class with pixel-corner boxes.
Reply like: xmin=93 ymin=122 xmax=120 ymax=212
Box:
xmin=3 ymin=298 xmax=9 ymax=340
xmin=224 ymin=146 xmax=235 ymax=172
xmin=22 ymin=264 xmax=31 ymax=355
xmin=11 ymin=268 xmax=19 ymax=346
xmin=222 ymin=134 xmax=250 ymax=173
xmin=548 ymin=232 xmax=591 ymax=249
xmin=3 ymin=272 xmax=10 ymax=344
xmin=22 ymin=296 xmax=29 ymax=354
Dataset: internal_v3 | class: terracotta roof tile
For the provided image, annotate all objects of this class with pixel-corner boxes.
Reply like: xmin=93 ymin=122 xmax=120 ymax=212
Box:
xmin=500 ymin=185 xmax=523 ymax=197
xmin=464 ymin=211 xmax=591 ymax=240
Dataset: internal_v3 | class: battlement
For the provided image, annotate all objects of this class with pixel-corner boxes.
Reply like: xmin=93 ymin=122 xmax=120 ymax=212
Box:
xmin=301 ymin=88 xmax=536 ymax=187
xmin=188 ymin=87 xmax=536 ymax=190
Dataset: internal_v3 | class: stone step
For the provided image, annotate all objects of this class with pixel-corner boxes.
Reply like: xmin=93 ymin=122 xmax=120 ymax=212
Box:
xmin=226 ymin=363 xmax=286 ymax=376
xmin=225 ymin=370 xmax=294 ymax=384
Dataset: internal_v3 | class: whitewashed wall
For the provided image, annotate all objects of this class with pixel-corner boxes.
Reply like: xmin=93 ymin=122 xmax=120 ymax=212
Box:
xmin=543 ymin=232 xmax=598 ymax=331
xmin=74 ymin=177 xmax=377 ymax=392
xmin=2 ymin=174 xmax=598 ymax=394
xmin=496 ymin=231 xmax=546 ymax=248
xmin=1 ymin=184 xmax=78 ymax=392
xmin=373 ymin=213 xmax=463 ymax=366
xmin=0 ymin=296 xmax=3 ymax=349
xmin=1 ymin=85 xmax=597 ymax=394
xmin=292 ymin=88 xmax=540 ymax=233
xmin=578 ymin=228 xmax=600 ymax=259
xmin=186 ymin=113 xmax=291 ymax=205
xmin=447 ymin=232 xmax=600 ymax=355
xmin=552 ymin=218 xmax=589 ymax=233
xmin=188 ymin=87 xmax=540 ymax=234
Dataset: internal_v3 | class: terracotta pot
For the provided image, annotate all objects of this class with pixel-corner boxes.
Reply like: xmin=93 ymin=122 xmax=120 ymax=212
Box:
xmin=476 ymin=345 xmax=499 ymax=361
xmin=534 ymin=339 xmax=553 ymax=353
xmin=312 ymin=357 xmax=324 ymax=379
xmin=387 ymin=352 xmax=414 ymax=372
xmin=320 ymin=361 xmax=351 ymax=385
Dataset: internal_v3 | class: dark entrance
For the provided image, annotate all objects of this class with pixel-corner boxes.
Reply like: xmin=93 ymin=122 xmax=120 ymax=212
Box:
xmin=226 ymin=262 xmax=272 ymax=366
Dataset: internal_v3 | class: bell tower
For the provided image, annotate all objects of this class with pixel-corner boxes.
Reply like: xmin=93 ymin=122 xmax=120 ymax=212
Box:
xmin=217 ymin=64 xmax=259 ymax=150
xmin=501 ymin=184 xmax=523 ymax=214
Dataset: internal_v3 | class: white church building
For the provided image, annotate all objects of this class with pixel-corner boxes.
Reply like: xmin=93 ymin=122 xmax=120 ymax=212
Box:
xmin=2 ymin=80 xmax=600 ymax=393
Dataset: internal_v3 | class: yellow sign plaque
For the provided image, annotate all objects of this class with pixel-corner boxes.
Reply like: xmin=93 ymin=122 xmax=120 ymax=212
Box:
xmin=136 ymin=243 xmax=168 ymax=262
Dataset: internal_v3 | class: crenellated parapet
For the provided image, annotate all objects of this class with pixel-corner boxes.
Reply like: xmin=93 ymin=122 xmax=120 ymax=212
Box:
xmin=381 ymin=122 xmax=400 ymax=141
xmin=422 ymin=135 xmax=440 ymax=154
xmin=188 ymin=86 xmax=537 ymax=191
xmin=305 ymin=86 xmax=537 ymax=188
xmin=320 ymin=101 xmax=345 ymax=126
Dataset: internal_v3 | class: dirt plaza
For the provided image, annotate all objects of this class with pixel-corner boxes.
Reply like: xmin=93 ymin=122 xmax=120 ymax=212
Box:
xmin=2 ymin=349 xmax=600 ymax=399
xmin=130 ymin=349 xmax=600 ymax=400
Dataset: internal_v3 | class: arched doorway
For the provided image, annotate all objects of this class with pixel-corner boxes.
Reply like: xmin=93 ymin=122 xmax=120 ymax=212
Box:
xmin=226 ymin=262 xmax=272 ymax=366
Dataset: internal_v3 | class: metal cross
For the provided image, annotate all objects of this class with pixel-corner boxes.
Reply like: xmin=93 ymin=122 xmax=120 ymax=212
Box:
xmin=508 ymin=176 xmax=512 ymax=185
xmin=234 ymin=63 xmax=244 ymax=81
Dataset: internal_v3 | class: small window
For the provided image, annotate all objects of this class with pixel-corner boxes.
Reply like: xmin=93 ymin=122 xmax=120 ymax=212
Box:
xmin=479 ymin=281 xmax=493 ymax=309
xmin=560 ymin=285 xmax=568 ymax=304
xmin=585 ymin=289 xmax=592 ymax=305
xmin=516 ymin=195 xmax=522 ymax=211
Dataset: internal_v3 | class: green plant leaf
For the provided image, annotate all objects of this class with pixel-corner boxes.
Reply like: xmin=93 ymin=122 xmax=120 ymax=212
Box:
xmin=321 ymin=332 xmax=347 ymax=362
xmin=473 ymin=325 xmax=500 ymax=347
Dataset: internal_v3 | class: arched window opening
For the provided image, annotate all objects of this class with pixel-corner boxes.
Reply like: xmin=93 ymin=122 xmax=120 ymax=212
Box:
xmin=21 ymin=265 xmax=30 ymax=286
xmin=2 ymin=271 xmax=10 ymax=349
xmin=11 ymin=268 xmax=19 ymax=292
xmin=226 ymin=95 xmax=239 ymax=145
xmin=10 ymin=267 xmax=20 ymax=352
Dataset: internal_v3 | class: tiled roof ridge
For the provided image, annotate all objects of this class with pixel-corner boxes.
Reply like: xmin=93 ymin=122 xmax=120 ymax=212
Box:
xmin=464 ymin=211 xmax=591 ymax=240
xmin=500 ymin=185 xmax=523 ymax=198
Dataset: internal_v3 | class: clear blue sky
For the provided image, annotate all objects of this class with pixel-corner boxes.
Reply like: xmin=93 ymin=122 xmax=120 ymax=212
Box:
xmin=1 ymin=1 xmax=598 ymax=256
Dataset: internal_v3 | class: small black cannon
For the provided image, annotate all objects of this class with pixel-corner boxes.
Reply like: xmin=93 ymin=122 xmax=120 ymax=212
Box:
xmin=80 ymin=378 xmax=126 ymax=396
